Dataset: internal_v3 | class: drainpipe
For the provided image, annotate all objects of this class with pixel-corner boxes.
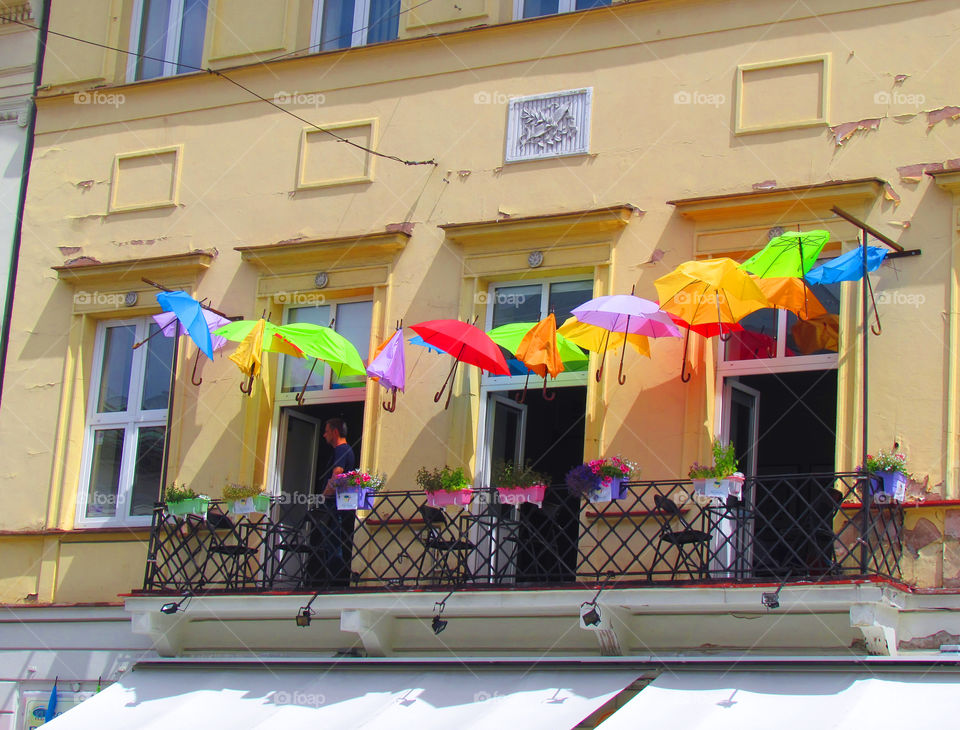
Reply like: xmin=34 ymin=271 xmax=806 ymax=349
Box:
xmin=0 ymin=0 xmax=50 ymax=407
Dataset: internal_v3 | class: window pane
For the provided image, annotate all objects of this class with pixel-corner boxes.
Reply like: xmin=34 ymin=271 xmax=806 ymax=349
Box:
xmin=130 ymin=426 xmax=165 ymax=517
xmin=282 ymin=305 xmax=331 ymax=394
xmin=322 ymin=0 xmax=356 ymax=50
xmin=141 ymin=323 xmax=174 ymax=410
xmin=97 ymin=325 xmax=135 ymax=413
xmin=575 ymin=0 xmax=609 ymax=8
xmin=332 ymin=301 xmax=373 ymax=388
xmin=786 ymin=281 xmax=841 ymax=357
xmin=86 ymin=429 xmax=124 ymax=518
xmin=724 ymin=308 xmax=778 ymax=362
xmin=136 ymin=0 xmax=172 ymax=80
xmin=491 ymin=285 xmax=541 ymax=328
xmin=548 ymin=280 xmax=593 ymax=325
xmin=523 ymin=0 xmax=560 ymax=18
xmin=367 ymin=0 xmax=399 ymax=44
xmin=176 ymin=0 xmax=208 ymax=73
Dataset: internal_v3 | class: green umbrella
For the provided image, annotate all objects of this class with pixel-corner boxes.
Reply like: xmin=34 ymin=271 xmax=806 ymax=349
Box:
xmin=277 ymin=323 xmax=366 ymax=376
xmin=487 ymin=322 xmax=589 ymax=371
xmin=740 ymin=230 xmax=830 ymax=278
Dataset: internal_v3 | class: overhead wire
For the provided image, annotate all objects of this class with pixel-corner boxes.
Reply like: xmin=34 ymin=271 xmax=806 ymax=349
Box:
xmin=6 ymin=14 xmax=438 ymax=167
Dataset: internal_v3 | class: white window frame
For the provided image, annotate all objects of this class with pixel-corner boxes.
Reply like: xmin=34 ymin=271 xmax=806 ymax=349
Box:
xmin=275 ymin=297 xmax=374 ymax=407
xmin=126 ymin=0 xmax=198 ymax=82
xmin=513 ymin=0 xmax=603 ymax=20
xmin=480 ymin=275 xmax=593 ymax=392
xmin=311 ymin=0 xmax=370 ymax=50
xmin=75 ymin=317 xmax=170 ymax=528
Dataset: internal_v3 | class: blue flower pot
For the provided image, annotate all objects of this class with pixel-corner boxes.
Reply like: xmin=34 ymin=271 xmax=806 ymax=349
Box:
xmin=336 ymin=485 xmax=375 ymax=510
xmin=872 ymin=471 xmax=907 ymax=502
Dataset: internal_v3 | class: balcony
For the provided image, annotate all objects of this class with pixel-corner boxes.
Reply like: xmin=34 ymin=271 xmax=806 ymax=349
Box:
xmin=139 ymin=472 xmax=903 ymax=595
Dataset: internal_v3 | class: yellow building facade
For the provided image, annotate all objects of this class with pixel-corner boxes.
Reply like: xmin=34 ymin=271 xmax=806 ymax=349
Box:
xmin=5 ymin=1 xmax=960 ymax=716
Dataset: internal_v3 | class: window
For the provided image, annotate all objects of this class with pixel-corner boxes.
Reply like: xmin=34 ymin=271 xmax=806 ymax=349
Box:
xmin=129 ymin=0 xmax=208 ymax=81
xmin=483 ymin=277 xmax=593 ymax=383
xmin=516 ymin=0 xmax=609 ymax=20
xmin=311 ymin=0 xmax=399 ymax=52
xmin=280 ymin=300 xmax=373 ymax=400
xmin=77 ymin=318 xmax=174 ymax=526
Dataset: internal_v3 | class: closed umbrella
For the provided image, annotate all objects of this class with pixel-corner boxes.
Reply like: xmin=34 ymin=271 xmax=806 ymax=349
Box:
xmin=214 ymin=319 xmax=304 ymax=394
xmin=366 ymin=328 xmax=406 ymax=412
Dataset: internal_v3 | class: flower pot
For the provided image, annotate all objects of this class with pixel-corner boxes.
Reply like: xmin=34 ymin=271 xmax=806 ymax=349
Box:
xmin=229 ymin=494 xmax=271 ymax=514
xmin=336 ymin=485 xmax=375 ymax=511
xmin=496 ymin=484 xmax=547 ymax=507
xmin=871 ymin=471 xmax=907 ymax=502
xmin=693 ymin=477 xmax=743 ymax=499
xmin=165 ymin=497 xmax=210 ymax=517
xmin=425 ymin=488 xmax=473 ymax=508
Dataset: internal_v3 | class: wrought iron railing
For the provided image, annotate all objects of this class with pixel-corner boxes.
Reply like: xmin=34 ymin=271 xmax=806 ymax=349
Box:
xmin=140 ymin=472 xmax=903 ymax=594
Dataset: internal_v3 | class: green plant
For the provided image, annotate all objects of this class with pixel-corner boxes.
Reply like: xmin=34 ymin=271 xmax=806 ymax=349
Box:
xmin=687 ymin=439 xmax=739 ymax=479
xmin=416 ymin=466 xmax=471 ymax=493
xmin=222 ymin=483 xmax=265 ymax=501
xmin=491 ymin=460 xmax=548 ymax=488
xmin=166 ymin=483 xmax=198 ymax=503
xmin=862 ymin=449 xmax=909 ymax=476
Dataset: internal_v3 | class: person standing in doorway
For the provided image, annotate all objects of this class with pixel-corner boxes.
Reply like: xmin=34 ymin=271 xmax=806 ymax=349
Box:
xmin=309 ymin=417 xmax=357 ymax=588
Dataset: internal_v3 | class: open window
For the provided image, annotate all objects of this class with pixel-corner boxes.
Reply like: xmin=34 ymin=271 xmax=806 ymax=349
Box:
xmin=76 ymin=318 xmax=174 ymax=527
xmin=128 ymin=0 xmax=208 ymax=81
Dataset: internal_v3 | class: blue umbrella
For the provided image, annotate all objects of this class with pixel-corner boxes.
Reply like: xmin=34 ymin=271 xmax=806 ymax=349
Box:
xmin=44 ymin=678 xmax=58 ymax=722
xmin=409 ymin=334 xmax=445 ymax=355
xmin=805 ymin=246 xmax=888 ymax=284
xmin=156 ymin=290 xmax=215 ymax=359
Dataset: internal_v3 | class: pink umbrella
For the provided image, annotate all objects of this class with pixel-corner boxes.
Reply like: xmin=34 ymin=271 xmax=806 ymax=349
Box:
xmin=366 ymin=328 xmax=406 ymax=412
xmin=152 ymin=308 xmax=231 ymax=385
xmin=571 ymin=293 xmax=681 ymax=384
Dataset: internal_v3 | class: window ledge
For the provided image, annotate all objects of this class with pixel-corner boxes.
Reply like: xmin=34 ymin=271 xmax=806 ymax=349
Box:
xmin=53 ymin=250 xmax=215 ymax=288
xmin=237 ymin=230 xmax=409 ymax=274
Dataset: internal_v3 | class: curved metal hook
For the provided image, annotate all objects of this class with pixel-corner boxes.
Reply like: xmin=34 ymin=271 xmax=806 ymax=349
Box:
xmin=718 ymin=330 xmax=732 ymax=342
xmin=382 ymin=388 xmax=397 ymax=412
xmin=191 ymin=350 xmax=203 ymax=386
xmin=616 ymin=314 xmax=630 ymax=386
xmin=595 ymin=329 xmax=610 ymax=382
xmin=433 ymin=387 xmax=444 ymax=403
xmin=514 ymin=372 xmax=529 ymax=403
xmin=541 ymin=376 xmax=556 ymax=401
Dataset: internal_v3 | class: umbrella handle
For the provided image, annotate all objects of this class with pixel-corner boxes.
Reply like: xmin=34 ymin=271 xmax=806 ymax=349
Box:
xmin=191 ymin=349 xmax=203 ymax=386
xmin=239 ymin=373 xmax=254 ymax=395
xmin=382 ymin=387 xmax=397 ymax=412
xmin=132 ymin=326 xmax=164 ymax=350
xmin=616 ymin=314 xmax=631 ymax=385
xmin=435 ymin=358 xmax=458 ymax=405
xmin=595 ymin=330 xmax=611 ymax=382
xmin=542 ymin=376 xmax=556 ymax=401
xmin=680 ymin=329 xmax=692 ymax=383
xmin=514 ymin=372 xmax=530 ymax=403
xmin=866 ymin=275 xmax=882 ymax=335
xmin=296 ymin=359 xmax=320 ymax=405
xmin=442 ymin=361 xmax=458 ymax=410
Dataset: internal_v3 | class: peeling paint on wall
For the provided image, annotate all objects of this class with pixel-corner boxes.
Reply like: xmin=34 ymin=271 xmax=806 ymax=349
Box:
xmin=882 ymin=183 xmax=901 ymax=207
xmin=57 ymin=246 xmax=81 ymax=256
xmin=829 ymin=118 xmax=881 ymax=146
xmin=751 ymin=180 xmax=777 ymax=191
xmin=898 ymin=162 xmax=944 ymax=183
xmin=926 ymin=106 xmax=960 ymax=128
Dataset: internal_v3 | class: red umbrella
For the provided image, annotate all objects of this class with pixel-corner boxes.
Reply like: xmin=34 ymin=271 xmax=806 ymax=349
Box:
xmin=410 ymin=319 xmax=510 ymax=408
xmin=665 ymin=313 xmax=745 ymax=383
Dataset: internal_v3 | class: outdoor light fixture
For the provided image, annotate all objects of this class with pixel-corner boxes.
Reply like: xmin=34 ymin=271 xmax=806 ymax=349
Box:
xmin=295 ymin=592 xmax=321 ymax=627
xmin=159 ymin=591 xmax=192 ymax=615
xmin=761 ymin=578 xmax=788 ymax=610
xmin=579 ymin=572 xmax=614 ymax=629
xmin=432 ymin=590 xmax=453 ymax=635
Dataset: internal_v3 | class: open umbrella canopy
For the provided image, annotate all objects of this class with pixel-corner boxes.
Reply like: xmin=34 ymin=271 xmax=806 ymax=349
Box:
xmin=154 ymin=290 xmax=224 ymax=360
xmin=752 ymin=276 xmax=829 ymax=320
xmin=488 ymin=321 xmax=589 ymax=372
xmin=410 ymin=319 xmax=510 ymax=375
xmin=278 ymin=322 xmax=366 ymax=377
xmin=215 ymin=319 xmax=304 ymax=380
xmin=409 ymin=335 xmax=445 ymax=355
xmin=665 ymin=312 xmax=744 ymax=338
xmin=805 ymin=245 xmax=888 ymax=284
xmin=153 ymin=308 xmax=231 ymax=355
xmin=366 ymin=329 xmax=405 ymax=392
xmin=557 ymin=317 xmax=651 ymax=358
xmin=791 ymin=313 xmax=840 ymax=354
xmin=655 ymin=258 xmax=768 ymax=326
xmin=740 ymin=230 xmax=830 ymax=278
xmin=571 ymin=295 xmax=681 ymax=338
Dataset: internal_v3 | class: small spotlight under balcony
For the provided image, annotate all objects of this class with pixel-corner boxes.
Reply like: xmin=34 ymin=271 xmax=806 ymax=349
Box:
xmin=295 ymin=606 xmax=313 ymax=627
xmin=431 ymin=615 xmax=448 ymax=635
xmin=159 ymin=591 xmax=192 ymax=615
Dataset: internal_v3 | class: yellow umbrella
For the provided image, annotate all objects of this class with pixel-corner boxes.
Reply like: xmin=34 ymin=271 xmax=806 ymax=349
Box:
xmin=753 ymin=277 xmax=828 ymax=321
xmin=557 ymin=316 xmax=651 ymax=358
xmin=218 ymin=319 xmax=304 ymax=394
xmin=655 ymin=258 xmax=768 ymax=328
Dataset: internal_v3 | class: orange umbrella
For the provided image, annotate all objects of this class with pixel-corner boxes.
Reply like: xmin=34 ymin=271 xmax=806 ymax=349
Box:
xmin=753 ymin=277 xmax=828 ymax=321
xmin=791 ymin=313 xmax=840 ymax=354
xmin=513 ymin=314 xmax=564 ymax=401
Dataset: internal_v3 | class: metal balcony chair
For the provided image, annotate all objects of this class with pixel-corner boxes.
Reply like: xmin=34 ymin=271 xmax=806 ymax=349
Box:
xmin=206 ymin=521 xmax=262 ymax=591
xmin=264 ymin=522 xmax=315 ymax=590
xmin=416 ymin=504 xmax=475 ymax=586
xmin=649 ymin=494 xmax=711 ymax=581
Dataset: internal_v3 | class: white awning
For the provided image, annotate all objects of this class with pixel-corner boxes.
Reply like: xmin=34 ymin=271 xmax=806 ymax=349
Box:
xmin=598 ymin=669 xmax=960 ymax=728
xmin=44 ymin=662 xmax=638 ymax=729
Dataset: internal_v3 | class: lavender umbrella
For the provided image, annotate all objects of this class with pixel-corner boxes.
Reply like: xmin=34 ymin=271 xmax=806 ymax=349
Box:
xmin=572 ymin=294 xmax=681 ymax=384
xmin=366 ymin=329 xmax=406 ymax=412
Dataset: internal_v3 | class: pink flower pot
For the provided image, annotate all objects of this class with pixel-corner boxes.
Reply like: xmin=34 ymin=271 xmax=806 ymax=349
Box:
xmin=425 ymin=488 xmax=473 ymax=508
xmin=496 ymin=484 xmax=547 ymax=506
